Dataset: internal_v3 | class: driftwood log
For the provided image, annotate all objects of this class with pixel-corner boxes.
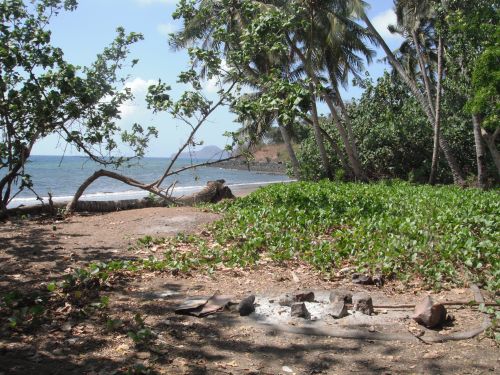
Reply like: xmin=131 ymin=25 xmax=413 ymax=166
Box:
xmin=2 ymin=180 xmax=235 ymax=218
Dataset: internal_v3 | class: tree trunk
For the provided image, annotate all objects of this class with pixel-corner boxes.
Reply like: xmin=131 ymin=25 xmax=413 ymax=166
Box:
xmin=331 ymin=83 xmax=361 ymax=162
xmin=322 ymin=95 xmax=367 ymax=180
xmin=0 ymin=133 xmax=38 ymax=212
xmin=303 ymin=117 xmax=352 ymax=177
xmin=472 ymin=115 xmax=488 ymax=188
xmin=320 ymin=127 xmax=352 ymax=178
xmin=481 ymin=127 xmax=500 ymax=178
xmin=429 ymin=36 xmax=444 ymax=185
xmin=412 ymin=29 xmax=435 ymax=117
xmin=286 ymin=34 xmax=365 ymax=180
xmin=65 ymin=169 xmax=175 ymax=214
xmin=309 ymin=84 xmax=333 ymax=179
xmin=362 ymin=14 xmax=466 ymax=186
xmin=278 ymin=122 xmax=301 ymax=180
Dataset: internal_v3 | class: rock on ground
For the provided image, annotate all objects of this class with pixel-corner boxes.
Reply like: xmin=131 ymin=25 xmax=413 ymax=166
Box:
xmin=352 ymin=292 xmax=374 ymax=315
xmin=412 ymin=296 xmax=447 ymax=328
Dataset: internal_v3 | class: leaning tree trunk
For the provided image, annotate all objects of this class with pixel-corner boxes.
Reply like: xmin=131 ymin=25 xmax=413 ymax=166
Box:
xmin=286 ymin=34 xmax=366 ymax=181
xmin=65 ymin=169 xmax=175 ymax=214
xmin=309 ymin=84 xmax=333 ymax=179
xmin=322 ymin=95 xmax=367 ymax=181
xmin=320 ymin=127 xmax=352 ymax=178
xmin=472 ymin=115 xmax=488 ymax=188
xmin=412 ymin=29 xmax=435 ymax=117
xmin=331 ymin=83 xmax=361 ymax=163
xmin=362 ymin=14 xmax=466 ymax=186
xmin=278 ymin=121 xmax=301 ymax=180
xmin=303 ymin=117 xmax=352 ymax=178
xmin=429 ymin=36 xmax=444 ymax=185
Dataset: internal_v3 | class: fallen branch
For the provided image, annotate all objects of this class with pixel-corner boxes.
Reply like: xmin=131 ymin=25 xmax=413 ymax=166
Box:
xmin=418 ymin=284 xmax=493 ymax=344
xmin=372 ymin=301 xmax=499 ymax=309
xmin=65 ymin=169 xmax=176 ymax=214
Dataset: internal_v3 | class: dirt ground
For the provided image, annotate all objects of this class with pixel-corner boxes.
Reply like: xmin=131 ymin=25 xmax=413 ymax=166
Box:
xmin=0 ymin=206 xmax=498 ymax=374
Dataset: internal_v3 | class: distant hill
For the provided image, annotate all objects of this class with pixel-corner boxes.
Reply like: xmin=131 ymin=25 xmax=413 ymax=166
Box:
xmin=172 ymin=145 xmax=230 ymax=160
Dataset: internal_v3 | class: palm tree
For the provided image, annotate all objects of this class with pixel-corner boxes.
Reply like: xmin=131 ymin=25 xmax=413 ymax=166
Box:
xmin=361 ymin=2 xmax=466 ymax=185
xmin=279 ymin=0 xmax=372 ymax=180
xmin=172 ymin=0 xmax=374 ymax=181
xmin=172 ymin=0 xmax=305 ymax=178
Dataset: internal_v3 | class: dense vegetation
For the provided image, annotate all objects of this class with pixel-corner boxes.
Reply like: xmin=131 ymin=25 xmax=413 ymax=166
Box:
xmin=209 ymin=182 xmax=499 ymax=291
xmin=1 ymin=2 xmax=498 ymax=370
xmin=98 ymin=182 xmax=497 ymax=292
xmin=0 ymin=0 xmax=158 ymax=213
xmin=294 ymin=72 xmax=481 ymax=183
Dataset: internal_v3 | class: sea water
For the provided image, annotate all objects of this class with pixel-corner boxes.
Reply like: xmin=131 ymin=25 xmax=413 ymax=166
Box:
xmin=5 ymin=155 xmax=290 ymax=208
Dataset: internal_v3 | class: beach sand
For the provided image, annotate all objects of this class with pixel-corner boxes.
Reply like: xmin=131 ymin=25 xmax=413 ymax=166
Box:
xmin=0 ymin=181 xmax=269 ymax=292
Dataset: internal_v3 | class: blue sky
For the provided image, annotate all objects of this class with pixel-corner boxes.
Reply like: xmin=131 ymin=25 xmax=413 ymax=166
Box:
xmin=33 ymin=0 xmax=403 ymax=157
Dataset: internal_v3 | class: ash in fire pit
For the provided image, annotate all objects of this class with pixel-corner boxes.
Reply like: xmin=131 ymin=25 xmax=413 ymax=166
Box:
xmin=250 ymin=290 xmax=405 ymax=327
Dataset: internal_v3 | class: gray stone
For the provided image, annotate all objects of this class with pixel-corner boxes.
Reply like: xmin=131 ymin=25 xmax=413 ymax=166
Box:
xmin=290 ymin=302 xmax=310 ymax=319
xmin=295 ymin=291 xmax=315 ymax=302
xmin=352 ymin=274 xmax=374 ymax=285
xmin=238 ymin=295 xmax=255 ymax=316
xmin=412 ymin=296 xmax=447 ymax=328
xmin=352 ymin=292 xmax=374 ymax=315
xmin=329 ymin=301 xmax=348 ymax=319
xmin=373 ymin=274 xmax=385 ymax=287
xmin=279 ymin=291 xmax=315 ymax=306
xmin=279 ymin=294 xmax=294 ymax=307
xmin=329 ymin=289 xmax=352 ymax=304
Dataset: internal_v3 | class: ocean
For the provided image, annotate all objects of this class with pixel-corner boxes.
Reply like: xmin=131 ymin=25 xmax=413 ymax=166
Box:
xmin=6 ymin=155 xmax=290 ymax=208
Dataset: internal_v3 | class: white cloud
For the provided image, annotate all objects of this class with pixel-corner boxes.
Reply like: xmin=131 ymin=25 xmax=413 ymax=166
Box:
xmin=371 ymin=9 xmax=404 ymax=41
xmin=120 ymin=78 xmax=157 ymax=118
xmin=125 ymin=77 xmax=157 ymax=94
xmin=157 ymin=23 xmax=176 ymax=37
xmin=119 ymin=103 xmax=140 ymax=118
xmin=203 ymin=77 xmax=220 ymax=94
xmin=201 ymin=59 xmax=229 ymax=94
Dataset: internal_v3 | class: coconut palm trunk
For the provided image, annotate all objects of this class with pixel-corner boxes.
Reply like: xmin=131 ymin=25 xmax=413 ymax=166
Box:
xmin=287 ymin=37 xmax=366 ymax=180
xmin=278 ymin=121 xmax=301 ymax=180
xmin=429 ymin=36 xmax=444 ymax=185
xmin=362 ymin=13 xmax=466 ymax=186
xmin=331 ymin=83 xmax=361 ymax=162
xmin=322 ymin=95 xmax=367 ymax=180
xmin=412 ymin=29 xmax=435 ymax=116
xmin=309 ymin=83 xmax=333 ymax=179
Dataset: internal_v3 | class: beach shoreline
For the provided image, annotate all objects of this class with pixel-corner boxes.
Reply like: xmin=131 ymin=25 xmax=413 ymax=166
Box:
xmin=7 ymin=179 xmax=292 ymax=209
xmin=213 ymin=159 xmax=287 ymax=174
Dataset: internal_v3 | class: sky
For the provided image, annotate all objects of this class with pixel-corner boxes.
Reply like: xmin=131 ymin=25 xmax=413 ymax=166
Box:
xmin=33 ymin=0 xmax=403 ymax=157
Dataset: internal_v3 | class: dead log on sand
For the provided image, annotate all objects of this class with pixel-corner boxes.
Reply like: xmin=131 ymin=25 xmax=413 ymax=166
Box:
xmin=2 ymin=180 xmax=235 ymax=218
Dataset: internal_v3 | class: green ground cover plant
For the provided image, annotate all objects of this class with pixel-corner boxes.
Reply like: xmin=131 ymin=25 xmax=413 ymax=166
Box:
xmin=208 ymin=181 xmax=499 ymax=291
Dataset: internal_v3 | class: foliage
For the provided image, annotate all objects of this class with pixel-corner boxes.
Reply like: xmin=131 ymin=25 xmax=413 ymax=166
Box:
xmin=294 ymin=72 xmax=478 ymax=182
xmin=80 ymin=182 xmax=496 ymax=291
xmin=68 ymin=182 xmax=497 ymax=292
xmin=468 ymin=46 xmax=500 ymax=130
xmin=441 ymin=0 xmax=499 ymax=130
xmin=127 ymin=313 xmax=154 ymax=346
xmin=0 ymin=0 xmax=157 ymax=211
xmin=208 ymin=182 xmax=499 ymax=291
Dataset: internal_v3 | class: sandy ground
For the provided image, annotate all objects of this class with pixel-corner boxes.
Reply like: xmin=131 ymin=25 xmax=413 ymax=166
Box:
xmin=0 ymin=206 xmax=220 ymax=292
xmin=0 ymin=188 xmax=499 ymax=374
